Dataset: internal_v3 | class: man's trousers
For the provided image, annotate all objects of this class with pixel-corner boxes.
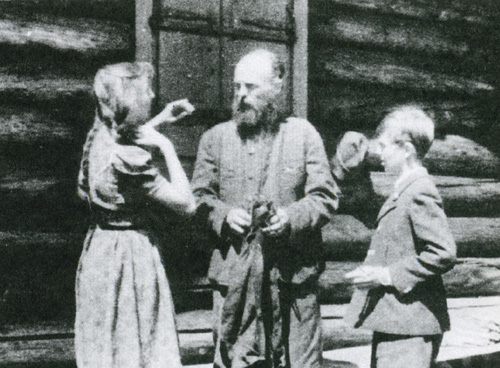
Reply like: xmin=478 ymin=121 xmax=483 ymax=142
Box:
xmin=212 ymin=284 xmax=322 ymax=368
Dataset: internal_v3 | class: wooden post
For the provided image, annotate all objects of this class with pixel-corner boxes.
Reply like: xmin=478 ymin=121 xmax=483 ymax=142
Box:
xmin=135 ymin=0 xmax=155 ymax=63
xmin=292 ymin=0 xmax=308 ymax=118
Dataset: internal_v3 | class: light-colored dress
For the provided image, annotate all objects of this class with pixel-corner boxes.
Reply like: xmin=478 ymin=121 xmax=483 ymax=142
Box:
xmin=75 ymin=120 xmax=182 ymax=368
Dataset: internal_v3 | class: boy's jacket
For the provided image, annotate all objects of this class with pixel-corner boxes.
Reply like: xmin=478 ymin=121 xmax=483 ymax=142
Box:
xmin=345 ymin=167 xmax=457 ymax=335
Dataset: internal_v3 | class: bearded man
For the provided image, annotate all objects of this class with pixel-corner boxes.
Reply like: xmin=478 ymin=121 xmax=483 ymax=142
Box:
xmin=191 ymin=49 xmax=338 ymax=368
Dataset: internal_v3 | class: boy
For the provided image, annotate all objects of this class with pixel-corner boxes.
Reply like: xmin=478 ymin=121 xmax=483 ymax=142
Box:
xmin=344 ymin=106 xmax=457 ymax=368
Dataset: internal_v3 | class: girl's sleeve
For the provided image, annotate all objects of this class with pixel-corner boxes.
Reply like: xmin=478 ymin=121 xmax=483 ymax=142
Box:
xmin=112 ymin=146 xmax=170 ymax=201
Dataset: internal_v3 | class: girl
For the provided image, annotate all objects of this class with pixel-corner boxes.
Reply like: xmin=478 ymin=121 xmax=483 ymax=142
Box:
xmin=75 ymin=62 xmax=195 ymax=368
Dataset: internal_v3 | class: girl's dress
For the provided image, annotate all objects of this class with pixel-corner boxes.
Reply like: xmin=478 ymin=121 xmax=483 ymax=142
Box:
xmin=75 ymin=120 xmax=182 ymax=368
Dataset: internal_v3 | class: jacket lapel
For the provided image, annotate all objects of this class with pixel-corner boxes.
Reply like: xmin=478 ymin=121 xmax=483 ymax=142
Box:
xmin=376 ymin=196 xmax=397 ymax=223
xmin=376 ymin=167 xmax=429 ymax=223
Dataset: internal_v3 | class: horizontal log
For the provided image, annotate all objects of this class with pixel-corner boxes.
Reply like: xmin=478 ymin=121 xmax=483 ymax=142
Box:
xmin=0 ymin=220 xmax=498 ymax=319
xmin=310 ymin=47 xmax=494 ymax=96
xmin=423 ymin=136 xmax=500 ymax=179
xmin=0 ymin=108 xmax=76 ymax=143
xmin=0 ymin=71 xmax=92 ymax=108
xmin=318 ymin=259 xmax=500 ymax=303
xmin=310 ymin=0 xmax=500 ymax=67
xmin=322 ymin=215 xmax=500 ymax=260
xmin=370 ymin=171 xmax=500 ymax=216
xmin=0 ymin=15 xmax=132 ymax=108
xmin=0 ymin=15 xmax=131 ymax=54
xmin=311 ymin=12 xmax=482 ymax=59
xmin=336 ymin=169 xmax=500 ymax=224
xmin=0 ymin=0 xmax=133 ymax=21
xmin=311 ymin=0 xmax=500 ymax=28
xmin=312 ymin=84 xmax=499 ymax=140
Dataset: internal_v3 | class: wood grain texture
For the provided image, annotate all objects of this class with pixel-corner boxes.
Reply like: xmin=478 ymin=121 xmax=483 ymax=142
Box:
xmin=0 ymin=0 xmax=134 ymax=23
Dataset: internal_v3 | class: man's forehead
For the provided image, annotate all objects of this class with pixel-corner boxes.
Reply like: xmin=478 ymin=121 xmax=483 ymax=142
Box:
xmin=234 ymin=55 xmax=273 ymax=84
xmin=377 ymin=130 xmax=393 ymax=143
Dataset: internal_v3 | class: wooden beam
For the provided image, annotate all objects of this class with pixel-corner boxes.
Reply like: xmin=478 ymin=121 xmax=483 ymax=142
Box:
xmin=135 ymin=0 xmax=155 ymax=63
xmin=292 ymin=0 xmax=308 ymax=118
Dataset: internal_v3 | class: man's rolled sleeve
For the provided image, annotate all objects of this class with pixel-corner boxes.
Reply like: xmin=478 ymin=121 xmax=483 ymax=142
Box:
xmin=286 ymin=127 xmax=339 ymax=235
xmin=191 ymin=130 xmax=231 ymax=237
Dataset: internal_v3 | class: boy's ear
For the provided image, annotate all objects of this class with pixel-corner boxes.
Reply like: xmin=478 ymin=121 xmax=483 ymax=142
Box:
xmin=403 ymin=141 xmax=417 ymax=159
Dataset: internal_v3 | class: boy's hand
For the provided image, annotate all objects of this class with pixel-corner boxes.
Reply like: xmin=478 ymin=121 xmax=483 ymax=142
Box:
xmin=345 ymin=266 xmax=392 ymax=289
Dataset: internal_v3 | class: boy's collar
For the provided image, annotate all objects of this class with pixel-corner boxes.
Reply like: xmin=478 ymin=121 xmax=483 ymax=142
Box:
xmin=392 ymin=166 xmax=429 ymax=200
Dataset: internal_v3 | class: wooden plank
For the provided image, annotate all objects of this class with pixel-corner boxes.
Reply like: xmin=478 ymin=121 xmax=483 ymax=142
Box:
xmin=324 ymin=343 xmax=500 ymax=368
xmin=1 ymin=297 xmax=498 ymax=366
xmin=292 ymin=0 xmax=309 ymax=118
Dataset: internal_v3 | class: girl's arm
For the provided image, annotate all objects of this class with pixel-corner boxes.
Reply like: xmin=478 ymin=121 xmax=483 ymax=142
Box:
xmin=145 ymin=99 xmax=195 ymax=128
xmin=134 ymin=100 xmax=196 ymax=216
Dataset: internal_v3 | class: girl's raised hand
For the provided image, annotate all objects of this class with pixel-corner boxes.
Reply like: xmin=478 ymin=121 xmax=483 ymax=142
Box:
xmin=149 ymin=99 xmax=195 ymax=128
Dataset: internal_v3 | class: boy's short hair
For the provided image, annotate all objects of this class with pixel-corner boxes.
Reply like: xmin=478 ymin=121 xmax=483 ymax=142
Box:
xmin=376 ymin=105 xmax=435 ymax=159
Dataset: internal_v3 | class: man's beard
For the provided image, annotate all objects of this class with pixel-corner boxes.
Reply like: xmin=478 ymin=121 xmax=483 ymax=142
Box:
xmin=232 ymin=99 xmax=279 ymax=137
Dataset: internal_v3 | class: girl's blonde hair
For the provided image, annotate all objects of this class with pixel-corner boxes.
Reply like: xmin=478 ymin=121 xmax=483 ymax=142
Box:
xmin=94 ymin=62 xmax=154 ymax=140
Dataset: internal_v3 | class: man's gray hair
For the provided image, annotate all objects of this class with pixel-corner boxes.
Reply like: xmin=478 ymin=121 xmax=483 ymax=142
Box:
xmin=239 ymin=49 xmax=286 ymax=80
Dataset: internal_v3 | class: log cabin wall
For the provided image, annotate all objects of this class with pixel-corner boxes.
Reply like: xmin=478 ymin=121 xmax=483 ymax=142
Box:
xmin=0 ymin=0 xmax=499 ymax=365
xmin=309 ymin=0 xmax=500 ymax=303
xmin=0 ymin=0 xmax=135 ymax=323
xmin=309 ymin=0 xmax=500 ymax=176
xmin=0 ymin=0 xmax=499 ymax=340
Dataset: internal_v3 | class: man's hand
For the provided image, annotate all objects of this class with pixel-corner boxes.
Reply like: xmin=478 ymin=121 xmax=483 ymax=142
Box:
xmin=345 ymin=265 xmax=392 ymax=290
xmin=226 ymin=208 xmax=252 ymax=235
xmin=262 ymin=208 xmax=290 ymax=237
